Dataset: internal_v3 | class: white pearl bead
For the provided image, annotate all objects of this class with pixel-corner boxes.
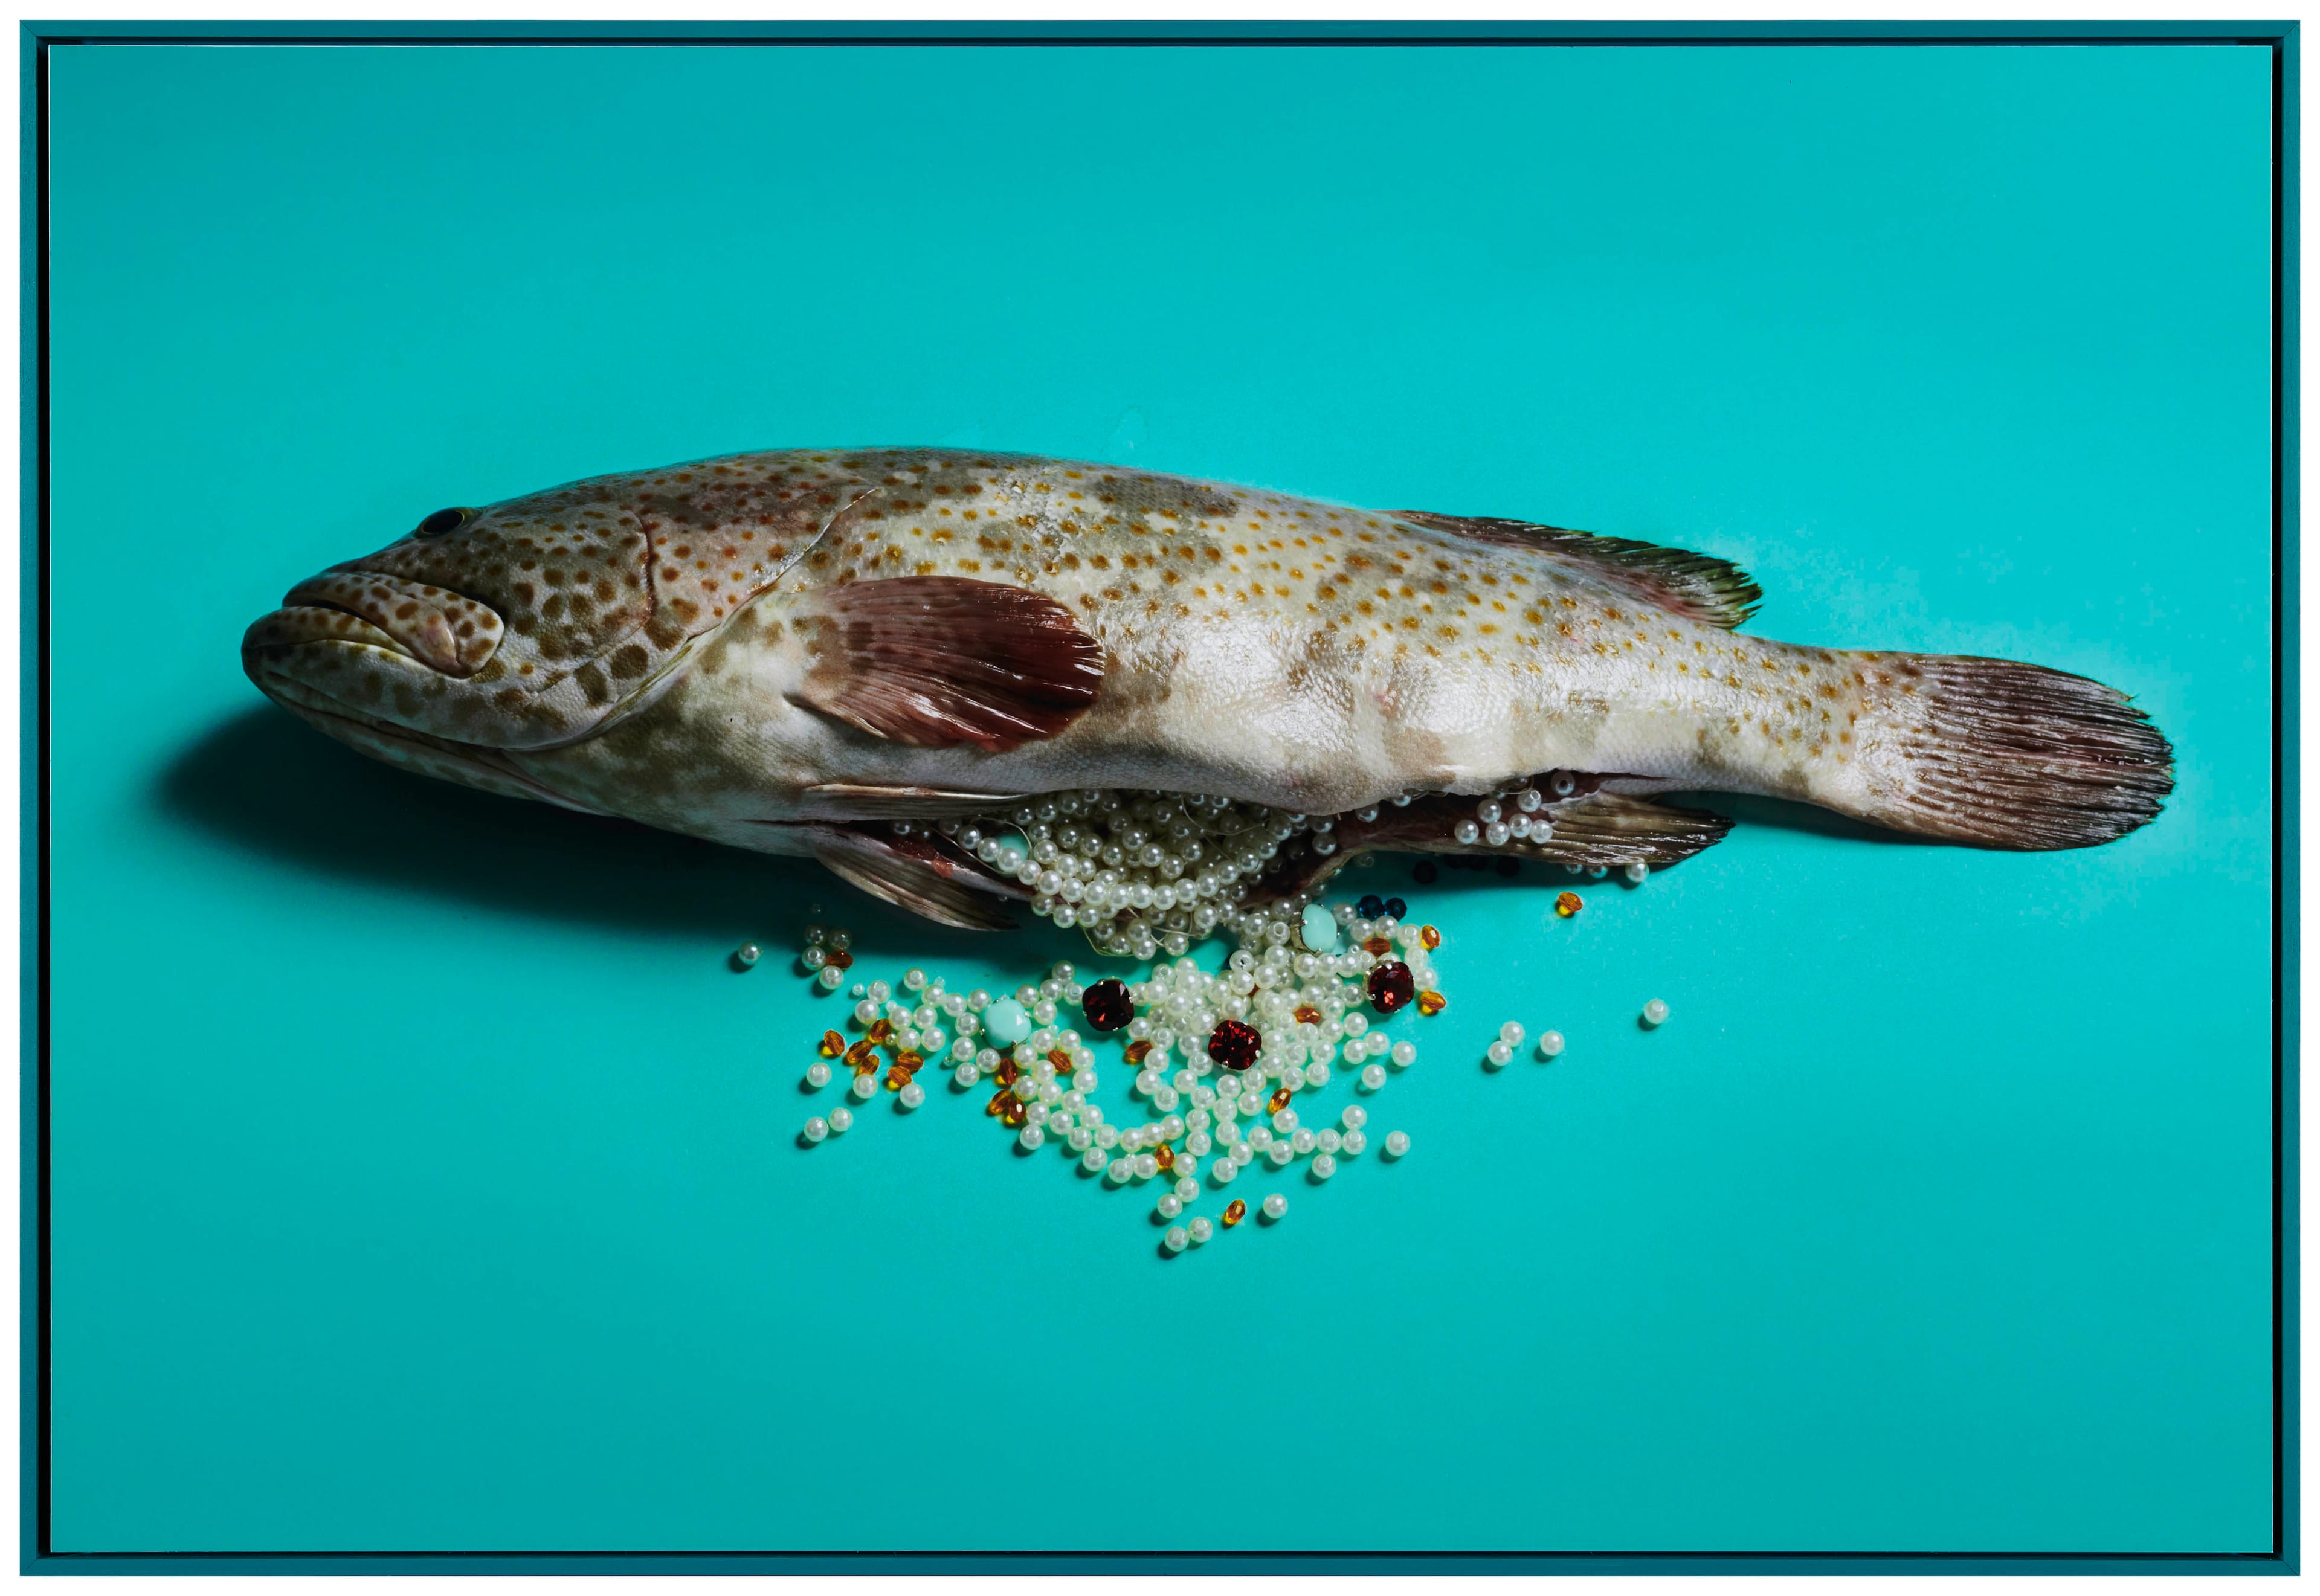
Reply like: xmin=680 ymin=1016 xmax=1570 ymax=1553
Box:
xmin=1272 ymin=1108 xmax=1298 ymax=1133
xmin=1290 ymin=1127 xmax=1316 ymax=1155
xmin=1316 ymin=1128 xmax=1341 ymax=1154
xmin=1341 ymin=1104 xmax=1367 ymax=1130
xmin=1164 ymin=1225 xmax=1190 ymax=1253
xmin=1211 ymin=1157 xmax=1237 ymax=1185
xmin=1486 ymin=1040 xmax=1512 ymax=1067
xmin=1156 ymin=1192 xmax=1183 ymax=1219
xmin=1341 ymin=1128 xmax=1367 ymax=1155
xmin=1499 ymin=1020 xmax=1526 ymax=1045
xmin=1266 ymin=1142 xmax=1294 ymax=1167
xmin=1536 ymin=1030 xmax=1565 ymax=1059
xmin=1384 ymin=1130 xmax=1410 ymax=1158
xmin=850 ymin=1073 xmax=877 ymax=1101
xmin=898 ymin=1082 xmax=925 ymax=1110
xmin=1018 ymin=1124 xmax=1045 ymax=1150
xmin=1642 ymin=999 xmax=1669 ymax=1026
xmin=802 ymin=1116 xmax=829 ymax=1142
xmin=1107 ymin=1157 xmax=1132 ymax=1183
xmin=1310 ymin=1153 xmax=1337 ymax=1180
xmin=1262 ymin=1192 xmax=1287 ymax=1220
xmin=1081 ymin=1148 xmax=1107 ymax=1173
xmin=805 ymin=1061 xmax=831 ymax=1089
xmin=1624 ymin=861 xmax=1648 ymax=883
xmin=817 ymin=966 xmax=843 ymax=991
xmin=827 ymin=1106 xmax=852 ymax=1134
xmin=1188 ymin=1217 xmax=1213 ymax=1244
xmin=1390 ymin=1040 xmax=1416 ymax=1067
xmin=1134 ymin=1153 xmax=1159 ymax=1180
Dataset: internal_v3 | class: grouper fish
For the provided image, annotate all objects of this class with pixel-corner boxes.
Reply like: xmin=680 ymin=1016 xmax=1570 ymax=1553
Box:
xmin=241 ymin=448 xmax=2173 ymax=946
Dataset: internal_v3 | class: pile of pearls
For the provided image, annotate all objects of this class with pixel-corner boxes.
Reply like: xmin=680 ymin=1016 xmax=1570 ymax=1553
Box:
xmin=921 ymin=790 xmax=1353 ymax=958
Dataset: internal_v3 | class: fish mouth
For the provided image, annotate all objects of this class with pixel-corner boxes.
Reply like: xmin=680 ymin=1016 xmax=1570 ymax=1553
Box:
xmin=249 ymin=570 xmax=506 ymax=677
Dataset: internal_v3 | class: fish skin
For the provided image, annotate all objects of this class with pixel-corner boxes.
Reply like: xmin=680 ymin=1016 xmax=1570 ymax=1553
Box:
xmin=242 ymin=446 xmax=2174 ymax=895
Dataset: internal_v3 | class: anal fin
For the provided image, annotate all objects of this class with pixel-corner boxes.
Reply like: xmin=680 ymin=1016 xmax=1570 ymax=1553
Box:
xmin=810 ymin=828 xmax=1023 ymax=931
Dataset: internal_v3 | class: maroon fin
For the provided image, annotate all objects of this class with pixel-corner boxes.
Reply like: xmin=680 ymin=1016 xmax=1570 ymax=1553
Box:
xmin=1394 ymin=510 xmax=1762 ymax=631
xmin=810 ymin=828 xmax=1023 ymax=931
xmin=794 ymin=576 xmax=1104 ymax=753
xmin=798 ymin=782 xmax=1033 ymax=820
xmin=1843 ymin=654 xmax=2173 ymax=848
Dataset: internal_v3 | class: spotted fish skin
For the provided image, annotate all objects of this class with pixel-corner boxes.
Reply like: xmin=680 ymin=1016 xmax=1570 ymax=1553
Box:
xmin=243 ymin=448 xmax=2174 ymax=901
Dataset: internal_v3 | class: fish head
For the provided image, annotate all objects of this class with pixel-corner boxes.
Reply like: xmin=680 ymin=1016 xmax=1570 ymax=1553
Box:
xmin=240 ymin=451 xmax=865 ymax=791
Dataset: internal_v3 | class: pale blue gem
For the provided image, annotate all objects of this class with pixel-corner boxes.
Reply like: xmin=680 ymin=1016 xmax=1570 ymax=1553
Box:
xmin=1300 ymin=903 xmax=1341 ymax=953
xmin=984 ymin=997 xmax=1032 ymax=1044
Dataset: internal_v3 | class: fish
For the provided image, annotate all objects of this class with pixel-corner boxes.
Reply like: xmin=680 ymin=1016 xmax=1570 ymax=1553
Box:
xmin=241 ymin=447 xmax=2173 ymax=950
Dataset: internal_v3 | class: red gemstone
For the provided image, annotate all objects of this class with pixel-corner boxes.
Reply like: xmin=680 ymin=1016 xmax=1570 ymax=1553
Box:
xmin=1207 ymin=1018 xmax=1262 ymax=1071
xmin=1080 ymin=978 xmax=1133 ymax=1032
xmin=1366 ymin=960 xmax=1415 ymax=1014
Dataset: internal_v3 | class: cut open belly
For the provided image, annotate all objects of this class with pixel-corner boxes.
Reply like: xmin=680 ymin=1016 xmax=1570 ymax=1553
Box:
xmin=783 ymin=775 xmax=1733 ymax=950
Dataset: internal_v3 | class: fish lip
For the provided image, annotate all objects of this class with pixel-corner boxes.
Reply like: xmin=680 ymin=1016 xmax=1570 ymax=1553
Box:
xmin=277 ymin=570 xmax=504 ymax=677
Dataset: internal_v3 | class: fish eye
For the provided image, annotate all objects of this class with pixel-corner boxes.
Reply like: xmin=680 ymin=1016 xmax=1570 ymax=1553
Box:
xmin=415 ymin=507 xmax=474 ymax=539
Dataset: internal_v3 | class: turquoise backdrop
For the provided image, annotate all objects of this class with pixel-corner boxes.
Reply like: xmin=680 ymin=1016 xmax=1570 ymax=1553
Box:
xmin=44 ymin=41 xmax=2273 ymax=1553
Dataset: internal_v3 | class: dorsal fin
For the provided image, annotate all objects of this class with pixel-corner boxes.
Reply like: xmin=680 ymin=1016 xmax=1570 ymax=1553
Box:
xmin=1393 ymin=510 xmax=1762 ymax=631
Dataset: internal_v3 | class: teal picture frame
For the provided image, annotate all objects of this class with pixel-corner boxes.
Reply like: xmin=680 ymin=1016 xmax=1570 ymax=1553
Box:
xmin=19 ymin=18 xmax=2296 ymax=1574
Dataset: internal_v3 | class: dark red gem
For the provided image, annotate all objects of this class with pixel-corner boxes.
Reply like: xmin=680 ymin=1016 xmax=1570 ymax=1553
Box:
xmin=1080 ymin=978 xmax=1133 ymax=1032
xmin=1366 ymin=960 xmax=1416 ymax=1014
xmin=1207 ymin=1018 xmax=1262 ymax=1071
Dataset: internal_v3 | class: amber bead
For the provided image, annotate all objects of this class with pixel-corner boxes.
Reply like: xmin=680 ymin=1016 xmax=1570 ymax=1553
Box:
xmin=818 ymin=1029 xmax=845 ymax=1057
xmin=843 ymin=1039 xmax=878 ymax=1072
xmin=1223 ymin=1199 xmax=1248 ymax=1228
xmin=1366 ymin=960 xmax=1415 ymax=1013
xmin=1361 ymin=936 xmax=1393 ymax=956
xmin=995 ymin=1058 xmax=1021 ymax=1087
xmin=884 ymin=1064 xmax=911 ymax=1090
xmin=985 ymin=1092 xmax=1009 ymax=1117
xmin=1000 ymin=1096 xmax=1028 ymax=1128
xmin=1080 ymin=977 xmax=1134 ymax=1032
xmin=1154 ymin=1144 xmax=1174 ymax=1173
xmin=1555 ymin=891 xmax=1582 ymax=918
xmin=1416 ymin=989 xmax=1446 ymax=1016
xmin=1207 ymin=1019 xmax=1261 ymax=1071
xmin=866 ymin=1017 xmax=894 ymax=1044
xmin=1123 ymin=1040 xmax=1153 ymax=1065
xmin=1047 ymin=1048 xmax=1073 ymax=1072
xmin=1419 ymin=924 xmax=1442 ymax=950
xmin=1294 ymin=1005 xmax=1321 ymax=1026
xmin=895 ymin=1049 xmax=924 ymax=1071
xmin=823 ymin=948 xmax=854 ymax=971
xmin=1268 ymin=1086 xmax=1292 ymax=1113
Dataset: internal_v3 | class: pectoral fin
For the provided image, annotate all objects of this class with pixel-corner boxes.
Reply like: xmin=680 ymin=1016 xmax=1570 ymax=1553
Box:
xmin=793 ymin=576 xmax=1105 ymax=753
xmin=809 ymin=828 xmax=1024 ymax=931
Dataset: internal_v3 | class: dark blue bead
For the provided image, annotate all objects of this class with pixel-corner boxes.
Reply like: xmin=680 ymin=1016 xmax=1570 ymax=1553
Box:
xmin=1356 ymin=894 xmax=1385 ymax=918
xmin=1384 ymin=896 xmax=1407 ymax=918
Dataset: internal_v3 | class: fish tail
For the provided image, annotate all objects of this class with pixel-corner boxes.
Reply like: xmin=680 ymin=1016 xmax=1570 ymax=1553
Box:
xmin=1836 ymin=653 xmax=2174 ymax=849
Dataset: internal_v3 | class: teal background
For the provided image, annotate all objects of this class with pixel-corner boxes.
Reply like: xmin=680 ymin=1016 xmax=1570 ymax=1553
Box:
xmin=42 ymin=41 xmax=2273 ymax=1553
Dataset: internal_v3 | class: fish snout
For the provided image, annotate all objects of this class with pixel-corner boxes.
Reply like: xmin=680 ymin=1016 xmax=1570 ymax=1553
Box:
xmin=275 ymin=570 xmax=504 ymax=677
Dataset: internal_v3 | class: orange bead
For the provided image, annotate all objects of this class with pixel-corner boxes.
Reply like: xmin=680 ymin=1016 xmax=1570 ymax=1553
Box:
xmin=1223 ymin=1199 xmax=1247 ymax=1228
xmin=823 ymin=948 xmax=854 ymax=971
xmin=883 ymin=1064 xmax=911 ymax=1090
xmin=1123 ymin=1040 xmax=1152 ymax=1064
xmin=818 ymin=1029 xmax=845 ymax=1057
xmin=1555 ymin=891 xmax=1582 ymax=918
xmin=1002 ymin=1098 xmax=1029 ymax=1128
xmin=996 ymin=1058 xmax=1021 ymax=1087
xmin=866 ymin=1017 xmax=894 ymax=1044
xmin=1362 ymin=936 xmax=1393 ymax=955
xmin=844 ymin=1040 xmax=878 ymax=1072
xmin=1269 ymin=1087 xmax=1292 ymax=1113
xmin=894 ymin=1049 xmax=924 ymax=1071
xmin=1416 ymin=990 xmax=1446 ymax=1016
xmin=1419 ymin=924 xmax=1442 ymax=950
xmin=1154 ymin=1144 xmax=1175 ymax=1173
xmin=1047 ymin=1048 xmax=1074 ymax=1071
xmin=985 ymin=1092 xmax=1008 ymax=1117
xmin=1294 ymin=1005 xmax=1321 ymax=1026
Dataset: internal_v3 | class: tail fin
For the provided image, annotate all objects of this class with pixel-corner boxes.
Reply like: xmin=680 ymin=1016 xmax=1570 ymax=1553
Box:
xmin=1852 ymin=655 xmax=2174 ymax=849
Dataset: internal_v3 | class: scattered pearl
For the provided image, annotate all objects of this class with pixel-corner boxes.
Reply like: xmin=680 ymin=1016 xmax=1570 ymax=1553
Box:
xmin=802 ymin=1116 xmax=828 ymax=1142
xmin=1108 ymin=1157 xmax=1133 ymax=1183
xmin=1211 ymin=1157 xmax=1238 ymax=1185
xmin=805 ymin=1061 xmax=831 ymax=1089
xmin=1187 ymin=1217 xmax=1213 ymax=1244
xmin=851 ymin=1073 xmax=878 ymax=1101
xmin=828 ymin=1106 xmax=852 ymax=1134
xmin=1498 ymin=1020 xmax=1526 ymax=1046
xmin=898 ymin=1082 xmax=925 ymax=1110
xmin=1485 ymin=1040 xmax=1512 ymax=1068
xmin=1164 ymin=1225 xmax=1190 ymax=1253
xmin=736 ymin=942 xmax=761 ymax=967
xmin=1156 ymin=1192 xmax=1183 ymax=1220
xmin=953 ymin=1062 xmax=981 ymax=1087
xmin=816 ymin=966 xmax=843 ymax=991
xmin=1390 ymin=1040 xmax=1416 ymax=1067
xmin=1081 ymin=1148 xmax=1107 ymax=1173
xmin=1341 ymin=1128 xmax=1367 ymax=1155
xmin=1262 ymin=1192 xmax=1288 ymax=1220
xmin=1623 ymin=861 xmax=1648 ymax=883
xmin=1310 ymin=1153 xmax=1338 ymax=1180
xmin=1360 ymin=1063 xmax=1387 ymax=1090
xmin=1642 ymin=999 xmax=1669 ymax=1028
xmin=1266 ymin=1141 xmax=1294 ymax=1167
xmin=1536 ymin=1030 xmax=1565 ymax=1059
xmin=1341 ymin=1104 xmax=1367 ymax=1130
xmin=1384 ymin=1130 xmax=1410 ymax=1159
